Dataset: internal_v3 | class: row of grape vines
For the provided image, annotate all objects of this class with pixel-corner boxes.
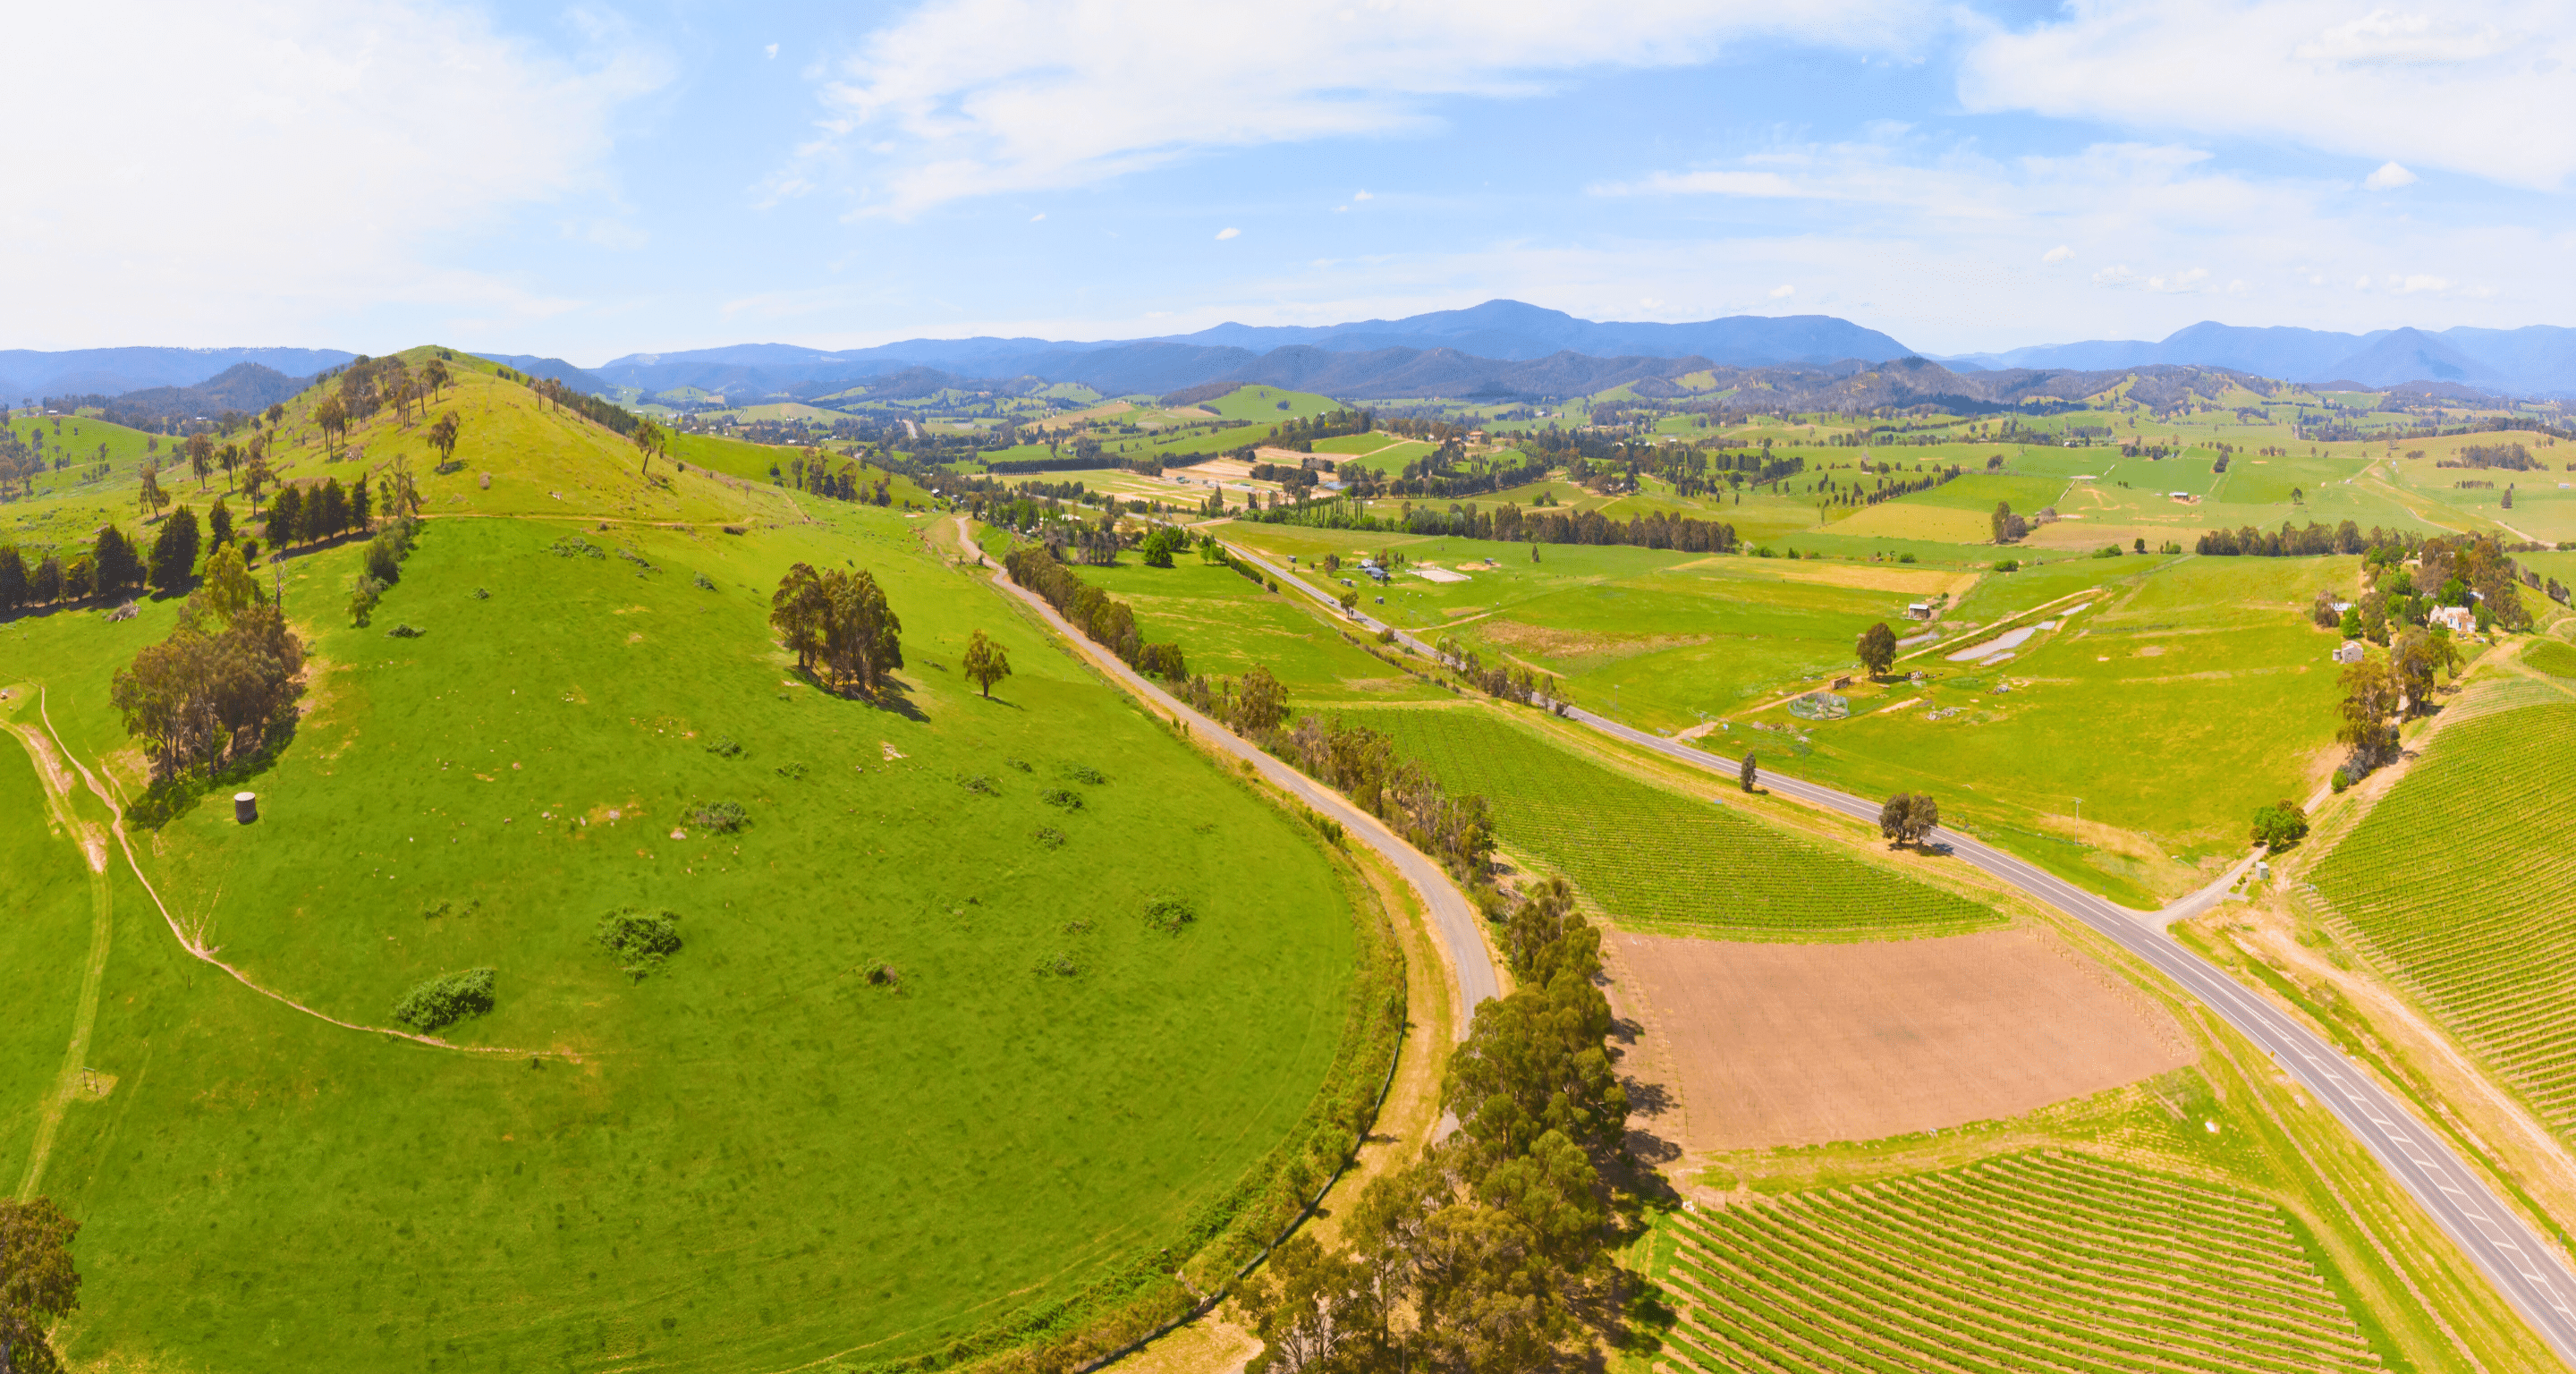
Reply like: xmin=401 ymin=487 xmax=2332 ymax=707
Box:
xmin=1657 ymin=1151 xmax=2385 ymax=1374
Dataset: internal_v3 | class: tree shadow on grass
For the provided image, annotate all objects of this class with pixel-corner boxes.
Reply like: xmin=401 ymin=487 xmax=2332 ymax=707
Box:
xmin=127 ymin=710 xmax=304 ymax=831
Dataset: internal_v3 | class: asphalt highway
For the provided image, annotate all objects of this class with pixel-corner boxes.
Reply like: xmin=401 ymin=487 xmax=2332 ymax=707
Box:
xmin=1224 ymin=539 xmax=2576 ymax=1365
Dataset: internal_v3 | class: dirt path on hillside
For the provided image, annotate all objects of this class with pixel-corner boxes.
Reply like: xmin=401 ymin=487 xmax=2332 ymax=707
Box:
xmin=5 ymin=716 xmax=114 ymax=1200
xmin=27 ymin=689 xmax=577 ymax=1063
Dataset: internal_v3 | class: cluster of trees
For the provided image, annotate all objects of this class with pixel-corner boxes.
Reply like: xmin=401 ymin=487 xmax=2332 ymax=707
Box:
xmin=2333 ymin=634 xmax=2460 ymax=776
xmin=2251 ymin=800 xmax=2309 ymax=849
xmin=1241 ymin=878 xmax=1626 ymax=1372
xmin=0 ymin=498 xmax=256 ymax=610
xmin=1335 ymin=454 xmax=1550 ymax=503
xmin=1 ymin=1195 xmax=82 ymax=1374
xmin=769 ymin=563 xmax=904 ymax=695
xmin=1249 ymin=496 xmax=1741 ymax=554
xmin=348 ymin=519 xmax=421 ymax=626
xmin=2197 ymin=520 xmax=2374 ymax=557
xmin=528 ymin=374 xmax=640 ymax=437
xmin=2440 ymin=442 xmax=2540 ymax=471
xmin=782 ymin=446 xmax=896 ymax=505
xmin=1267 ymin=408 xmax=1374 ymax=450
xmin=1991 ymin=502 xmax=2029 ymax=544
xmin=2326 ymin=535 xmax=2533 ymax=640
xmin=110 ymin=546 xmax=304 ymax=782
xmin=1004 ymin=545 xmax=1184 ymax=678
xmin=1431 ymin=636 xmax=1559 ymax=709
xmin=264 ymin=476 xmax=372 ymax=550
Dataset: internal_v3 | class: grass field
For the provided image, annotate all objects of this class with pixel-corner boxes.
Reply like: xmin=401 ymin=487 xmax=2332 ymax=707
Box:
xmin=0 ymin=362 xmax=1388 ymax=1372
xmin=2307 ymin=699 xmax=2576 ymax=1137
xmin=1077 ymin=556 xmax=1450 ymax=704
xmin=1321 ymin=704 xmax=2001 ymax=941
xmin=1660 ymin=1151 xmax=2387 ymax=1374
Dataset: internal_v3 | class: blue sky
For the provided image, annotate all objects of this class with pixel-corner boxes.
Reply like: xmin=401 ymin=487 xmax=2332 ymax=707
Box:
xmin=9 ymin=0 xmax=2572 ymax=361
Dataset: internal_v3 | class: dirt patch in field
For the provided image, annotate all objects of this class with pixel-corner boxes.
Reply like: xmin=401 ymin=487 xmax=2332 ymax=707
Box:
xmin=1478 ymin=620 xmax=1707 ymax=664
xmin=1614 ymin=927 xmax=2191 ymax=1152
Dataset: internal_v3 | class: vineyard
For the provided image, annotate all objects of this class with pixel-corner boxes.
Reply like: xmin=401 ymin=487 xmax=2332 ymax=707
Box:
xmin=1323 ymin=707 xmax=2001 ymax=940
xmin=2308 ymin=700 xmax=2576 ymax=1136
xmin=1658 ymin=1151 xmax=2387 ymax=1374
xmin=2523 ymin=639 xmax=2576 ymax=679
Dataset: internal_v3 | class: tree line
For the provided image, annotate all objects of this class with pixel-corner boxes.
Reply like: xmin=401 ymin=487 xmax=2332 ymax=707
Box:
xmin=1003 ymin=545 xmax=1189 ymax=679
xmin=1247 ymin=495 xmax=1740 ymax=554
xmin=1241 ymin=877 xmax=1629 ymax=1371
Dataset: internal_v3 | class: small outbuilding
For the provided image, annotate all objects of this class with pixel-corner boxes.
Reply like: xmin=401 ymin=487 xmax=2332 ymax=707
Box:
xmin=2429 ymin=606 xmax=2478 ymax=634
xmin=1906 ymin=603 xmax=1931 ymax=619
xmin=2332 ymin=641 xmax=2366 ymax=665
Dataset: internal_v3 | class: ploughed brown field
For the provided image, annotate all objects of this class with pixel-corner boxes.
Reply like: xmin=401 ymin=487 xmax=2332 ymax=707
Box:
xmin=1616 ymin=927 xmax=2192 ymax=1152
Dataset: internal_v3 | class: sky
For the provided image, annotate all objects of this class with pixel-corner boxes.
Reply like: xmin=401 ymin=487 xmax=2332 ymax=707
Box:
xmin=6 ymin=0 xmax=2572 ymax=362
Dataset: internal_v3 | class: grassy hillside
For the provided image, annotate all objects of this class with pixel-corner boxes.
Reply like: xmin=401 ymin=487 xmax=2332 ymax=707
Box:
xmin=0 ymin=358 xmax=1390 ymax=1372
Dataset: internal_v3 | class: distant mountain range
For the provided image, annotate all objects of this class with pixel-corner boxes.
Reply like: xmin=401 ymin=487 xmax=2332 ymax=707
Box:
xmin=1938 ymin=322 xmax=2576 ymax=395
xmin=12 ymin=303 xmax=2576 ymax=410
xmin=1 ymin=346 xmax=354 ymax=406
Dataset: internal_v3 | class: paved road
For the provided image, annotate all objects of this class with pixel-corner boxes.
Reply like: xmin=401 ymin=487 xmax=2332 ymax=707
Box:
xmin=979 ymin=549 xmax=1499 ymax=1032
xmin=1223 ymin=538 xmax=2576 ymax=1365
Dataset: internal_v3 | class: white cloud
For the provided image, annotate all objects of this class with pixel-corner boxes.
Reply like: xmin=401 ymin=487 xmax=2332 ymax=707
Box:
xmin=2362 ymin=160 xmax=2419 ymax=190
xmin=1216 ymin=226 xmax=1241 ymax=241
xmin=2392 ymin=273 xmax=2453 ymax=292
xmin=1959 ymin=1 xmax=2576 ymax=190
xmin=1353 ymin=190 xmax=1374 ymax=200
xmin=766 ymin=42 xmax=780 ymax=58
xmin=1030 ymin=212 xmax=1046 ymax=221
xmin=1768 ymin=284 xmax=1797 ymax=298
xmin=2042 ymin=243 xmax=2076 ymax=263
xmin=0 ymin=0 xmax=660 ymax=346
xmin=801 ymin=0 xmax=1936 ymax=216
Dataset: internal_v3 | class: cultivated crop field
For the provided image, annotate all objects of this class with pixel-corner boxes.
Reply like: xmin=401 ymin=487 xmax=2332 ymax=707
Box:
xmin=1324 ymin=705 xmax=2000 ymax=941
xmin=1659 ymin=1151 xmax=2388 ymax=1374
xmin=2308 ymin=700 xmax=2576 ymax=1136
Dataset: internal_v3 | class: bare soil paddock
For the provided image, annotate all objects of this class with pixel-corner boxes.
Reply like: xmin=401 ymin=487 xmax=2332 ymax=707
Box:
xmin=1614 ymin=927 xmax=2191 ymax=1153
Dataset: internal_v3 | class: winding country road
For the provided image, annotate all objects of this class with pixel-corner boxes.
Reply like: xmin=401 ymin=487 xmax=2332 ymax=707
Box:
xmin=962 ymin=523 xmax=1500 ymax=1031
xmin=1219 ymin=536 xmax=2576 ymax=1366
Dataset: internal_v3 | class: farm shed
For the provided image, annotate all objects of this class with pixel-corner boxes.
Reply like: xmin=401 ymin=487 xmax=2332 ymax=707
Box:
xmin=2333 ymin=641 xmax=2366 ymax=665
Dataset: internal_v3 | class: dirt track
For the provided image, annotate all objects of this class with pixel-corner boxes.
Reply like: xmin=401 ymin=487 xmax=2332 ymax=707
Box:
xmin=1616 ymin=926 xmax=2193 ymax=1152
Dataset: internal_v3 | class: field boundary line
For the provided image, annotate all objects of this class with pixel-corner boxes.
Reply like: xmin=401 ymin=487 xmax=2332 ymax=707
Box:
xmin=4 ymin=719 xmax=114 ymax=1201
xmin=35 ymin=688 xmax=579 ymax=1063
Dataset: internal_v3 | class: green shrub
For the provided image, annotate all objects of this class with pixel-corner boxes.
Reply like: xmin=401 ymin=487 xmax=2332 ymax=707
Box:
xmin=469 ymin=587 xmax=491 ymax=600
xmin=1032 ymin=826 xmax=1067 ymax=849
xmin=1041 ymin=788 xmax=1083 ymax=810
xmin=1004 ymin=758 xmax=1033 ymax=772
xmin=1145 ymin=896 xmax=1197 ymax=935
xmin=2331 ymin=768 xmax=2351 ymax=793
xmin=393 ymin=968 xmax=496 ymax=1030
xmin=693 ymin=800 xmax=750 ymax=832
xmin=596 ymin=907 xmax=682 ymax=980
xmin=386 ymin=623 xmax=423 ymax=639
xmin=2251 ymin=800 xmax=2310 ymax=849
xmin=1062 ymin=764 xmax=1106 ymax=785
xmin=959 ymin=774 xmax=996 ymax=794
xmin=705 ymin=736 xmax=743 ymax=758
xmin=692 ymin=571 xmax=716 ymax=590
xmin=1993 ymin=558 xmax=2021 ymax=572
xmin=775 ymin=761 xmax=808 ymax=780
xmin=1034 ymin=952 xmax=1080 ymax=977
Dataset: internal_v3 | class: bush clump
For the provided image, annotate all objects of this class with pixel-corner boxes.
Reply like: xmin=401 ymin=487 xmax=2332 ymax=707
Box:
xmin=775 ymin=761 xmax=808 ymax=780
xmin=1032 ymin=826 xmax=1066 ymax=849
xmin=1039 ymin=788 xmax=1083 ymax=810
xmin=548 ymin=535 xmax=606 ymax=560
xmin=470 ymin=587 xmax=491 ymax=600
xmin=386 ymin=623 xmax=424 ymax=639
xmin=692 ymin=571 xmax=716 ymax=590
xmin=704 ymin=736 xmax=743 ymax=759
xmin=1062 ymin=764 xmax=1106 ymax=785
xmin=596 ymin=907 xmax=682 ymax=980
xmin=958 ymin=774 xmax=996 ymax=794
xmin=1145 ymin=896 xmax=1197 ymax=935
xmin=692 ymin=800 xmax=750 ymax=833
xmin=1004 ymin=758 xmax=1032 ymax=773
xmin=393 ymin=968 xmax=496 ymax=1030
xmin=1033 ymin=952 xmax=1080 ymax=977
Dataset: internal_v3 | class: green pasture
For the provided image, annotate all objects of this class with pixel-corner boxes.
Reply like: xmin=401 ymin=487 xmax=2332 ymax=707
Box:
xmin=1322 ymin=704 xmax=2001 ymax=941
xmin=0 ymin=379 xmax=1383 ymax=1371
xmin=1075 ymin=556 xmax=1449 ymax=704
xmin=1192 ymin=386 xmax=1341 ymax=422
xmin=1741 ymin=555 xmax=2357 ymax=903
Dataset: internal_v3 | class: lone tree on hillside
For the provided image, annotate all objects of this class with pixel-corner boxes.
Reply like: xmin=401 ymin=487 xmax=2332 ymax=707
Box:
xmin=962 ymin=629 xmax=1013 ymax=700
xmin=1879 ymin=792 xmax=1940 ymax=848
xmin=426 ymin=412 xmax=462 ymax=470
xmin=1739 ymin=751 xmax=1758 ymax=793
xmin=92 ymin=526 xmax=144 ymax=600
xmin=1857 ymin=621 xmax=1898 ymax=678
xmin=633 ymin=419 xmax=667 ymax=474
xmin=0 ymin=1196 xmax=82 ymax=1374
xmin=314 ymin=395 xmax=348 ymax=458
xmin=184 ymin=431 xmax=214 ymax=490
xmin=1990 ymin=502 xmax=2029 ymax=544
